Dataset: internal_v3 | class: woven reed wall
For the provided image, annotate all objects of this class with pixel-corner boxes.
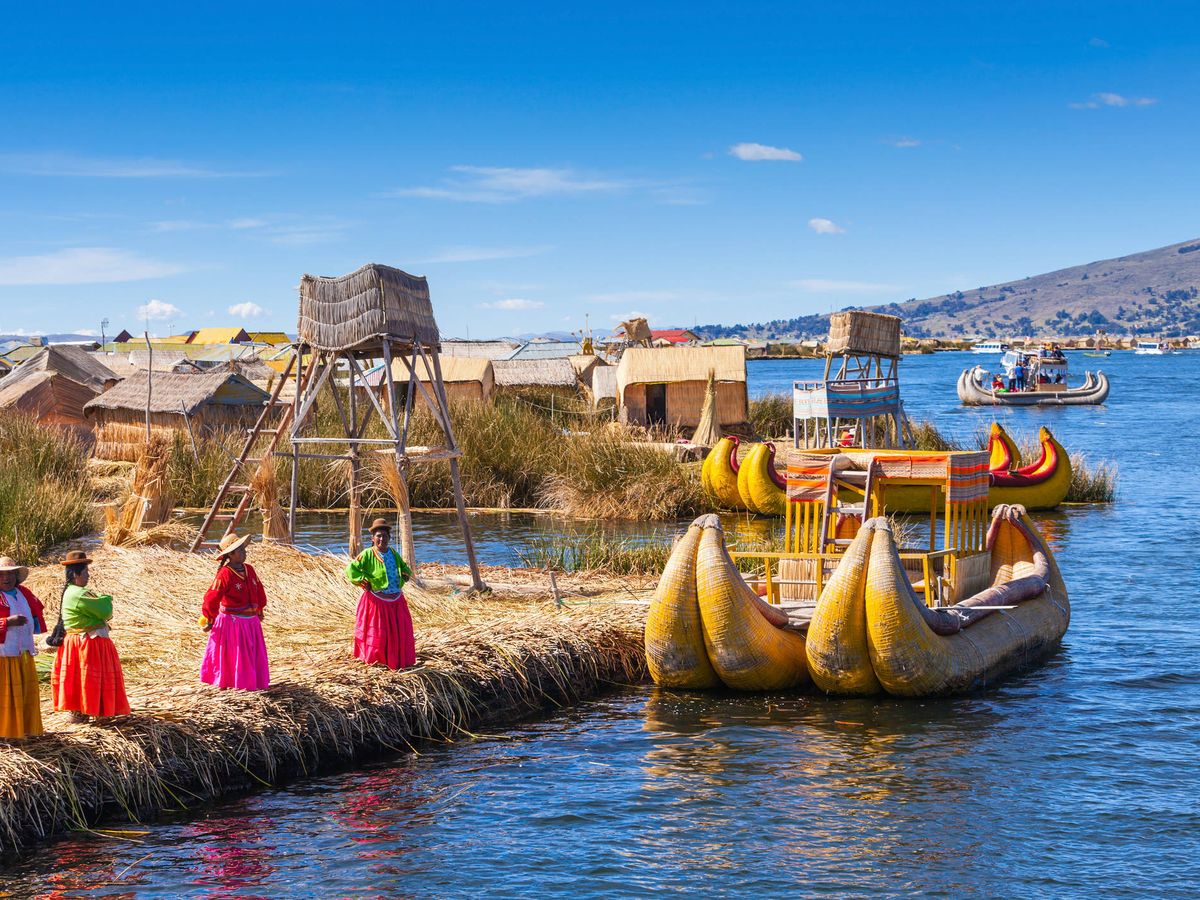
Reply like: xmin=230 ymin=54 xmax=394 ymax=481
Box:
xmin=826 ymin=311 xmax=902 ymax=358
xmin=622 ymin=380 xmax=747 ymax=427
xmin=298 ymin=264 xmax=441 ymax=351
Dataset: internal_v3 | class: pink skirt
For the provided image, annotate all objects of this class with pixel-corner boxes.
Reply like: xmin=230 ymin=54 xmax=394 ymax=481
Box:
xmin=354 ymin=590 xmax=415 ymax=670
xmin=201 ymin=612 xmax=270 ymax=691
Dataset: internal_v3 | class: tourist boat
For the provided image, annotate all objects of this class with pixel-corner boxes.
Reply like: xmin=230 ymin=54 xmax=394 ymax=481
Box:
xmin=704 ymin=423 xmax=1071 ymax=514
xmin=646 ymin=448 xmax=1069 ymax=696
xmin=958 ymin=349 xmax=1109 ymax=405
xmin=1134 ymin=340 xmax=1174 ymax=355
xmin=970 ymin=340 xmax=1010 ymax=353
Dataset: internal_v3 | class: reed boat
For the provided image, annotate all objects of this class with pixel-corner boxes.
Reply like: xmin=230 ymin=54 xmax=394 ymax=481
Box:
xmin=736 ymin=442 xmax=788 ymax=515
xmin=648 ymin=445 xmax=1069 ymax=697
xmin=958 ymin=365 xmax=1110 ymax=406
xmin=701 ymin=435 xmax=743 ymax=510
xmin=986 ymin=424 xmax=1072 ymax=509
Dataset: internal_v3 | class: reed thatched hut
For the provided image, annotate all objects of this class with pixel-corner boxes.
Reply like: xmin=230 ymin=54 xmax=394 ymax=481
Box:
xmin=85 ymin=371 xmax=272 ymax=460
xmin=569 ymin=354 xmax=606 ymax=388
xmin=491 ymin=358 xmax=578 ymax=396
xmin=0 ymin=346 xmax=120 ymax=430
xmin=615 ymin=346 xmax=747 ymax=428
xmin=364 ymin=355 xmax=495 ymax=406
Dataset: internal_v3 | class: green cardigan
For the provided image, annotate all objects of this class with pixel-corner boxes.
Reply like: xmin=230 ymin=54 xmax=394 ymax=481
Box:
xmin=62 ymin=584 xmax=114 ymax=632
xmin=346 ymin=547 xmax=412 ymax=593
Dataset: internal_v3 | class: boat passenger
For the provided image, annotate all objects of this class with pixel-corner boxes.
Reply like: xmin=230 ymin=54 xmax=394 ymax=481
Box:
xmin=52 ymin=550 xmax=131 ymax=721
xmin=0 ymin=556 xmax=45 ymax=739
xmin=1014 ymin=363 xmax=1026 ymax=391
xmin=991 ymin=374 xmax=1005 ymax=391
xmin=346 ymin=518 xmax=416 ymax=670
xmin=200 ymin=533 xmax=270 ymax=691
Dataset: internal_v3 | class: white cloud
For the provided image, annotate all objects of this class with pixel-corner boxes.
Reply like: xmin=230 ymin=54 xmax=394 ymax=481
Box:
xmin=228 ymin=301 xmax=267 ymax=319
xmin=1070 ymin=92 xmax=1158 ymax=109
xmin=729 ymin=142 xmax=803 ymax=162
xmin=0 ymin=152 xmax=262 ymax=178
xmin=137 ymin=299 xmax=184 ymax=321
xmin=479 ymin=298 xmax=545 ymax=310
xmin=887 ymin=137 xmax=922 ymax=148
xmin=808 ymin=217 xmax=846 ymax=235
xmin=0 ymin=247 xmax=186 ymax=285
xmin=589 ymin=289 xmax=679 ymax=304
xmin=1089 ymin=37 xmax=1110 ymax=48
xmin=228 ymin=217 xmax=269 ymax=230
xmin=609 ymin=309 xmax=655 ymax=323
xmin=394 ymin=165 xmax=632 ymax=203
xmin=791 ymin=279 xmax=899 ymax=293
xmin=423 ymin=245 xmax=553 ymax=264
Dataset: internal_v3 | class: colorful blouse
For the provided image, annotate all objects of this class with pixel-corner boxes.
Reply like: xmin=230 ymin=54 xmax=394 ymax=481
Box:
xmin=201 ymin=563 xmax=267 ymax=627
xmin=0 ymin=585 xmax=45 ymax=652
xmin=346 ymin=547 xmax=412 ymax=594
xmin=62 ymin=584 xmax=114 ymax=633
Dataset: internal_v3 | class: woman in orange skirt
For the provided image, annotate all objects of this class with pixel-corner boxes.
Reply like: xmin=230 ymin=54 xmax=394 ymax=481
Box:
xmin=0 ymin=556 xmax=46 ymax=740
xmin=51 ymin=550 xmax=130 ymax=721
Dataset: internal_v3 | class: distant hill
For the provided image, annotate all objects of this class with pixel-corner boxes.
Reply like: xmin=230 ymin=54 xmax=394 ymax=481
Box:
xmin=696 ymin=238 xmax=1200 ymax=341
xmin=0 ymin=333 xmax=100 ymax=345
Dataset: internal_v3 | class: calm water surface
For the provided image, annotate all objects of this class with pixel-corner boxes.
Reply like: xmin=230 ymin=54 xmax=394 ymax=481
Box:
xmin=9 ymin=351 xmax=1200 ymax=897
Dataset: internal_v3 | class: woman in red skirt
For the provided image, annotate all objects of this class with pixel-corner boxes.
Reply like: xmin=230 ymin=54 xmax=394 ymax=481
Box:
xmin=345 ymin=518 xmax=415 ymax=669
xmin=52 ymin=550 xmax=130 ymax=721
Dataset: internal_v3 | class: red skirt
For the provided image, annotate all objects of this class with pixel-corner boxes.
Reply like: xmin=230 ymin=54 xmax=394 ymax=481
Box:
xmin=52 ymin=633 xmax=131 ymax=717
xmin=354 ymin=590 xmax=415 ymax=670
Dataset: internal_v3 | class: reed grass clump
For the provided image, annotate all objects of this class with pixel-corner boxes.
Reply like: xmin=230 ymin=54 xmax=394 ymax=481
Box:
xmin=1066 ymin=453 xmax=1118 ymax=502
xmin=0 ymin=413 xmax=96 ymax=564
xmin=748 ymin=392 xmax=793 ymax=440
xmin=517 ymin=532 xmax=675 ymax=574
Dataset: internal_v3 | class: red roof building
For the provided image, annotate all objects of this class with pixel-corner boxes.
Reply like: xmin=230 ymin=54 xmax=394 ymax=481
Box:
xmin=649 ymin=328 xmax=699 ymax=345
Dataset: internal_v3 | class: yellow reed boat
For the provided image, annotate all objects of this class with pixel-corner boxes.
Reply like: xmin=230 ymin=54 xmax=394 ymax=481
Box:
xmin=647 ymin=445 xmax=1070 ymax=697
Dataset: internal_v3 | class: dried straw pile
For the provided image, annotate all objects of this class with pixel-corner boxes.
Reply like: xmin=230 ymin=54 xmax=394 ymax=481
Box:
xmin=0 ymin=542 xmax=646 ymax=858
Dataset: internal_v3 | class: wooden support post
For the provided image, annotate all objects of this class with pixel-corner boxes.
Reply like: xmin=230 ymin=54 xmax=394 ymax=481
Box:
xmin=289 ymin=345 xmax=303 ymax=542
xmin=346 ymin=351 xmax=363 ymax=558
xmin=143 ymin=332 xmax=153 ymax=445
xmin=381 ymin=340 xmax=417 ymax=574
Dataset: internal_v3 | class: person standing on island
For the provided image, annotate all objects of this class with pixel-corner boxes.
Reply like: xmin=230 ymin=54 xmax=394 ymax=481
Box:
xmin=200 ymin=532 xmax=270 ymax=691
xmin=0 ymin=556 xmax=46 ymax=739
xmin=346 ymin=518 xmax=415 ymax=669
xmin=52 ymin=550 xmax=131 ymax=722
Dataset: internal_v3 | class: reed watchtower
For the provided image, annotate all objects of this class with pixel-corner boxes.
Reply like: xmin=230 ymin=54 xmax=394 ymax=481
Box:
xmin=190 ymin=263 xmax=484 ymax=591
xmin=792 ymin=310 xmax=911 ymax=449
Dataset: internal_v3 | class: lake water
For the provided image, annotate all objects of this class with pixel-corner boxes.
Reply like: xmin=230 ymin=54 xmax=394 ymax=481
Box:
xmin=10 ymin=350 xmax=1200 ymax=897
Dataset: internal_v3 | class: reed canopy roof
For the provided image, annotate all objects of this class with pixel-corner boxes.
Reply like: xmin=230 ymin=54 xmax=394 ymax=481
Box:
xmin=298 ymin=263 xmax=441 ymax=352
xmin=84 ymin=371 xmax=270 ymax=417
xmin=364 ymin=354 xmax=493 ymax=387
xmin=4 ymin=345 xmax=119 ymax=392
xmin=616 ymin=345 xmax=746 ymax=393
xmin=491 ymin=357 xmax=578 ymax=387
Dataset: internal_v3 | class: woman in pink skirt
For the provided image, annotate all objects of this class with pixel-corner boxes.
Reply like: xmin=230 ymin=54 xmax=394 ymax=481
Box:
xmin=346 ymin=518 xmax=415 ymax=669
xmin=199 ymin=532 xmax=270 ymax=690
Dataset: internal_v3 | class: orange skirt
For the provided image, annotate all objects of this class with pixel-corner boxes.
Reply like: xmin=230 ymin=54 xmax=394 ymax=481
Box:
xmin=0 ymin=653 xmax=43 ymax=739
xmin=52 ymin=633 xmax=130 ymax=717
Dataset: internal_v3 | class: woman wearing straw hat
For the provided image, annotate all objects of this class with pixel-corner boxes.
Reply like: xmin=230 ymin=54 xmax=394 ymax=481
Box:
xmin=346 ymin=518 xmax=415 ymax=669
xmin=199 ymin=532 xmax=270 ymax=691
xmin=0 ymin=556 xmax=46 ymax=739
xmin=52 ymin=549 xmax=131 ymax=721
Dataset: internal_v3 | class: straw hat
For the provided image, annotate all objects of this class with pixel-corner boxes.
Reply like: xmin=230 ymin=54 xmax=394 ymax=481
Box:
xmin=60 ymin=550 xmax=93 ymax=567
xmin=0 ymin=556 xmax=29 ymax=584
xmin=215 ymin=532 xmax=252 ymax=559
xmin=368 ymin=518 xmax=392 ymax=534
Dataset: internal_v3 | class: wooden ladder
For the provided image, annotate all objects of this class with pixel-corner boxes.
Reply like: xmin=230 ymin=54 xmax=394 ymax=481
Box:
xmin=188 ymin=352 xmax=299 ymax=553
xmin=817 ymin=457 xmax=876 ymax=554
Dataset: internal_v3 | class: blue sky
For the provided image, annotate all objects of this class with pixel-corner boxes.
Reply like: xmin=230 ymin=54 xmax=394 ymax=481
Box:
xmin=1 ymin=2 xmax=1197 ymax=339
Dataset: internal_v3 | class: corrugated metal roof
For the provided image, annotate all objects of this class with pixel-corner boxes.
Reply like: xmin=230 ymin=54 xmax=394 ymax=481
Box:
xmin=506 ymin=340 xmax=583 ymax=360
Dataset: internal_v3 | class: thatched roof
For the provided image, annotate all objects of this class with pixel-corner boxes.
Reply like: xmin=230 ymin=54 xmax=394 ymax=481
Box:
xmin=364 ymin=355 xmax=493 ymax=387
xmin=441 ymin=339 xmax=521 ymax=360
xmin=84 ymin=371 xmax=270 ymax=417
xmin=120 ymin=349 xmax=199 ymax=373
xmin=298 ymin=263 xmax=441 ymax=352
xmin=616 ymin=346 xmax=746 ymax=394
xmin=0 ymin=371 xmax=100 ymax=426
xmin=492 ymin=358 xmax=578 ymax=388
xmin=4 ymin=345 xmax=119 ymax=393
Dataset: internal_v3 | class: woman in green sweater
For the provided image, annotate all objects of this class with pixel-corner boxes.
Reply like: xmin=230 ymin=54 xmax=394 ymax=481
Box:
xmin=51 ymin=550 xmax=131 ymax=720
xmin=345 ymin=518 xmax=415 ymax=669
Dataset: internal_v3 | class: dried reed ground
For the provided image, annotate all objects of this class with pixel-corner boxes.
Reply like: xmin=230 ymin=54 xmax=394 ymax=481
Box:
xmin=0 ymin=543 xmax=649 ymax=859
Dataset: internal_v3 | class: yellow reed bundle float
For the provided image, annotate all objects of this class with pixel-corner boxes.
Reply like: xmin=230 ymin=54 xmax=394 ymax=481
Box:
xmin=645 ymin=514 xmax=809 ymax=691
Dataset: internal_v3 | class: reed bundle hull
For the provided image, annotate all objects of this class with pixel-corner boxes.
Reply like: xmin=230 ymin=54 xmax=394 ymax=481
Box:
xmin=806 ymin=508 xmax=1069 ymax=697
xmin=958 ymin=368 xmax=1110 ymax=406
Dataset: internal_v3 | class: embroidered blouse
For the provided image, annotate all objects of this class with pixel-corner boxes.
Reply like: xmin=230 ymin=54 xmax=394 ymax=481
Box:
xmin=200 ymin=563 xmax=267 ymax=627
xmin=345 ymin=547 xmax=412 ymax=594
